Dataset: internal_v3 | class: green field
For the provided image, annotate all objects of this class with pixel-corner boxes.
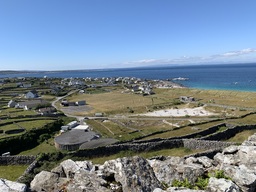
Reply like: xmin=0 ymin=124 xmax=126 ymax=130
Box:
xmin=19 ymin=138 xmax=57 ymax=155
xmin=0 ymin=165 xmax=28 ymax=181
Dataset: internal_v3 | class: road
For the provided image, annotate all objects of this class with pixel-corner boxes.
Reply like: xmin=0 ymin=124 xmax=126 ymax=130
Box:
xmin=51 ymin=89 xmax=85 ymax=122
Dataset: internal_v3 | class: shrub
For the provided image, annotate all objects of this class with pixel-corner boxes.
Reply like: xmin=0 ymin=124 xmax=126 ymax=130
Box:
xmin=209 ymin=170 xmax=230 ymax=180
xmin=172 ymin=178 xmax=193 ymax=189
xmin=195 ymin=177 xmax=209 ymax=190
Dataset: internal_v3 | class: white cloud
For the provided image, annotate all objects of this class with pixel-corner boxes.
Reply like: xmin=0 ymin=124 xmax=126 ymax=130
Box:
xmin=124 ymin=48 xmax=256 ymax=67
xmin=220 ymin=48 xmax=256 ymax=57
xmin=135 ymin=59 xmax=160 ymax=63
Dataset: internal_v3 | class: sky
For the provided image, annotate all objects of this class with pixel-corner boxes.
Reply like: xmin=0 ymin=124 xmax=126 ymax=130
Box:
xmin=0 ymin=0 xmax=256 ymax=70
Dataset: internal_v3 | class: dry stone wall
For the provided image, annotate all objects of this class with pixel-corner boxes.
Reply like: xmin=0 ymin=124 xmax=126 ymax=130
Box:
xmin=201 ymin=124 xmax=256 ymax=141
xmin=182 ymin=139 xmax=235 ymax=150
xmin=0 ymin=155 xmax=36 ymax=165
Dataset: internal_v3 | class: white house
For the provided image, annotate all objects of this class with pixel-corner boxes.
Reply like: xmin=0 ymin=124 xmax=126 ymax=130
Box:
xmin=7 ymin=100 xmax=17 ymax=108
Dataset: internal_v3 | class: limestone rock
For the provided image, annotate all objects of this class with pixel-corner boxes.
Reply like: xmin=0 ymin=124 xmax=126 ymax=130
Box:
xmin=102 ymin=156 xmax=162 ymax=192
xmin=214 ymin=153 xmax=239 ymax=166
xmin=207 ymin=177 xmax=240 ymax=192
xmin=184 ymin=157 xmax=198 ymax=164
xmin=0 ymin=178 xmax=27 ymax=192
xmin=196 ymin=156 xmax=213 ymax=168
xmin=30 ymin=171 xmax=61 ymax=192
xmin=242 ymin=134 xmax=256 ymax=146
xmin=222 ymin=145 xmax=239 ymax=154
xmin=66 ymin=170 xmax=111 ymax=192
xmin=223 ymin=164 xmax=256 ymax=191
xmin=148 ymin=156 xmax=184 ymax=185
xmin=237 ymin=146 xmax=256 ymax=166
xmin=59 ymin=159 xmax=80 ymax=179
xmin=149 ymin=156 xmax=204 ymax=186
xmin=51 ymin=164 xmax=66 ymax=177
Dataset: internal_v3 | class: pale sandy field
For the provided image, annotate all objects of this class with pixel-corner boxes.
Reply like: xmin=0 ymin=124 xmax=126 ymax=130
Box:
xmin=140 ymin=107 xmax=217 ymax=117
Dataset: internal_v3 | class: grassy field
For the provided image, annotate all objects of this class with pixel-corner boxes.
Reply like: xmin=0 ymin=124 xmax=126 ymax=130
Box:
xmin=227 ymin=129 xmax=256 ymax=143
xmin=62 ymin=87 xmax=256 ymax=116
xmin=0 ymin=165 xmax=28 ymax=181
xmin=19 ymin=138 xmax=57 ymax=155
xmin=64 ymin=89 xmax=175 ymax=115
xmin=0 ymin=119 xmax=55 ymax=132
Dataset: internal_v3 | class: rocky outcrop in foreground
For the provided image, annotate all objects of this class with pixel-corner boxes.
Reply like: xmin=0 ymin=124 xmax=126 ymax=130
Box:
xmin=0 ymin=178 xmax=26 ymax=192
xmin=4 ymin=133 xmax=256 ymax=192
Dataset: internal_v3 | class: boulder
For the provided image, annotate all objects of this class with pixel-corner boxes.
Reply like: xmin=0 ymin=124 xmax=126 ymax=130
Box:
xmin=59 ymin=159 xmax=80 ymax=179
xmin=0 ymin=178 xmax=27 ymax=192
xmin=214 ymin=153 xmax=240 ymax=167
xmin=184 ymin=157 xmax=198 ymax=164
xmin=223 ymin=164 xmax=256 ymax=192
xmin=237 ymin=146 xmax=256 ymax=166
xmin=149 ymin=156 xmax=204 ymax=186
xmin=222 ymin=145 xmax=239 ymax=154
xmin=102 ymin=156 xmax=162 ymax=192
xmin=148 ymin=156 xmax=184 ymax=185
xmin=207 ymin=177 xmax=240 ymax=192
xmin=66 ymin=170 xmax=112 ymax=192
xmin=196 ymin=156 xmax=213 ymax=168
xmin=30 ymin=171 xmax=62 ymax=192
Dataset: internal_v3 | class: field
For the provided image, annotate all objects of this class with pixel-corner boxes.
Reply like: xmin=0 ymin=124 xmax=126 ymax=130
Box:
xmin=62 ymin=87 xmax=256 ymax=116
xmin=0 ymin=165 xmax=28 ymax=181
xmin=58 ymin=86 xmax=256 ymax=142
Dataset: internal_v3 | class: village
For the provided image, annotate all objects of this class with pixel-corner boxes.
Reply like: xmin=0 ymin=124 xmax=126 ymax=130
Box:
xmin=1 ymin=74 xmax=256 ymax=155
xmin=0 ymin=76 xmax=189 ymax=152
xmin=2 ymin=75 xmax=256 ymax=191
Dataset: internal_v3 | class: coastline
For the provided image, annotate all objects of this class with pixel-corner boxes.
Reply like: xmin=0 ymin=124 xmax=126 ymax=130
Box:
xmin=1 ymin=63 xmax=256 ymax=92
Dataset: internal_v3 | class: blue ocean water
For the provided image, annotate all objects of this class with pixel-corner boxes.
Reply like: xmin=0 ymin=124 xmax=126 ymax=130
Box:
xmin=1 ymin=63 xmax=256 ymax=92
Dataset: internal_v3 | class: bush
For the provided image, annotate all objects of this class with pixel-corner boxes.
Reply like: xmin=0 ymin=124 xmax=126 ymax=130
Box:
xmin=172 ymin=178 xmax=193 ymax=189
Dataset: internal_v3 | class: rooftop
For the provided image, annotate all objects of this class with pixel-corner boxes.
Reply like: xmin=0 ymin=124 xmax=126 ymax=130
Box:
xmin=54 ymin=130 xmax=98 ymax=145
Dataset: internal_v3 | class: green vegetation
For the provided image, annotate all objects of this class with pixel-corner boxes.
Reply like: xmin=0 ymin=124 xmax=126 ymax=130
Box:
xmin=0 ymin=165 xmax=28 ymax=181
xmin=171 ymin=170 xmax=231 ymax=190
xmin=227 ymin=129 xmax=256 ymax=143
xmin=0 ymin=119 xmax=63 ymax=154
xmin=19 ymin=138 xmax=57 ymax=155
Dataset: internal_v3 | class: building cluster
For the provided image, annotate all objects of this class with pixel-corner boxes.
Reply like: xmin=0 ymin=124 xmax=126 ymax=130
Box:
xmin=61 ymin=99 xmax=86 ymax=107
xmin=55 ymin=120 xmax=100 ymax=151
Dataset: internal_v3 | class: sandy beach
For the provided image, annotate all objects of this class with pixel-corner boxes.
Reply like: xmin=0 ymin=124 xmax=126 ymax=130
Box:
xmin=141 ymin=107 xmax=217 ymax=117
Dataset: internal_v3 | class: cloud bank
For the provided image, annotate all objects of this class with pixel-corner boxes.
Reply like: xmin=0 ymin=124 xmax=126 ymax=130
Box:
xmin=125 ymin=48 xmax=256 ymax=67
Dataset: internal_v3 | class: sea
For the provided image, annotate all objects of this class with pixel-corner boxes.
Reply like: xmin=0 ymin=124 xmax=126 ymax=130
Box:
xmin=1 ymin=63 xmax=256 ymax=92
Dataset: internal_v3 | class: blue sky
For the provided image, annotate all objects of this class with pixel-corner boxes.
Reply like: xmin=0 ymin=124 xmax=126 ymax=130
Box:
xmin=0 ymin=0 xmax=256 ymax=70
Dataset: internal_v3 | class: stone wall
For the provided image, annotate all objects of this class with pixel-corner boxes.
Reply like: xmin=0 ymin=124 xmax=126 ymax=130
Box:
xmin=182 ymin=139 xmax=235 ymax=150
xmin=131 ymin=123 xmax=226 ymax=144
xmin=0 ymin=155 xmax=36 ymax=165
xmin=201 ymin=124 xmax=256 ymax=141
xmin=185 ymin=148 xmax=222 ymax=159
xmin=75 ymin=139 xmax=183 ymax=157
xmin=74 ymin=138 xmax=234 ymax=158
xmin=17 ymin=159 xmax=38 ymax=183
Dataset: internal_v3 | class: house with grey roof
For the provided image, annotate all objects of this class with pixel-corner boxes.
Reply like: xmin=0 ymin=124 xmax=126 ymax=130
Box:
xmin=25 ymin=90 xmax=38 ymax=99
xmin=7 ymin=100 xmax=17 ymax=108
